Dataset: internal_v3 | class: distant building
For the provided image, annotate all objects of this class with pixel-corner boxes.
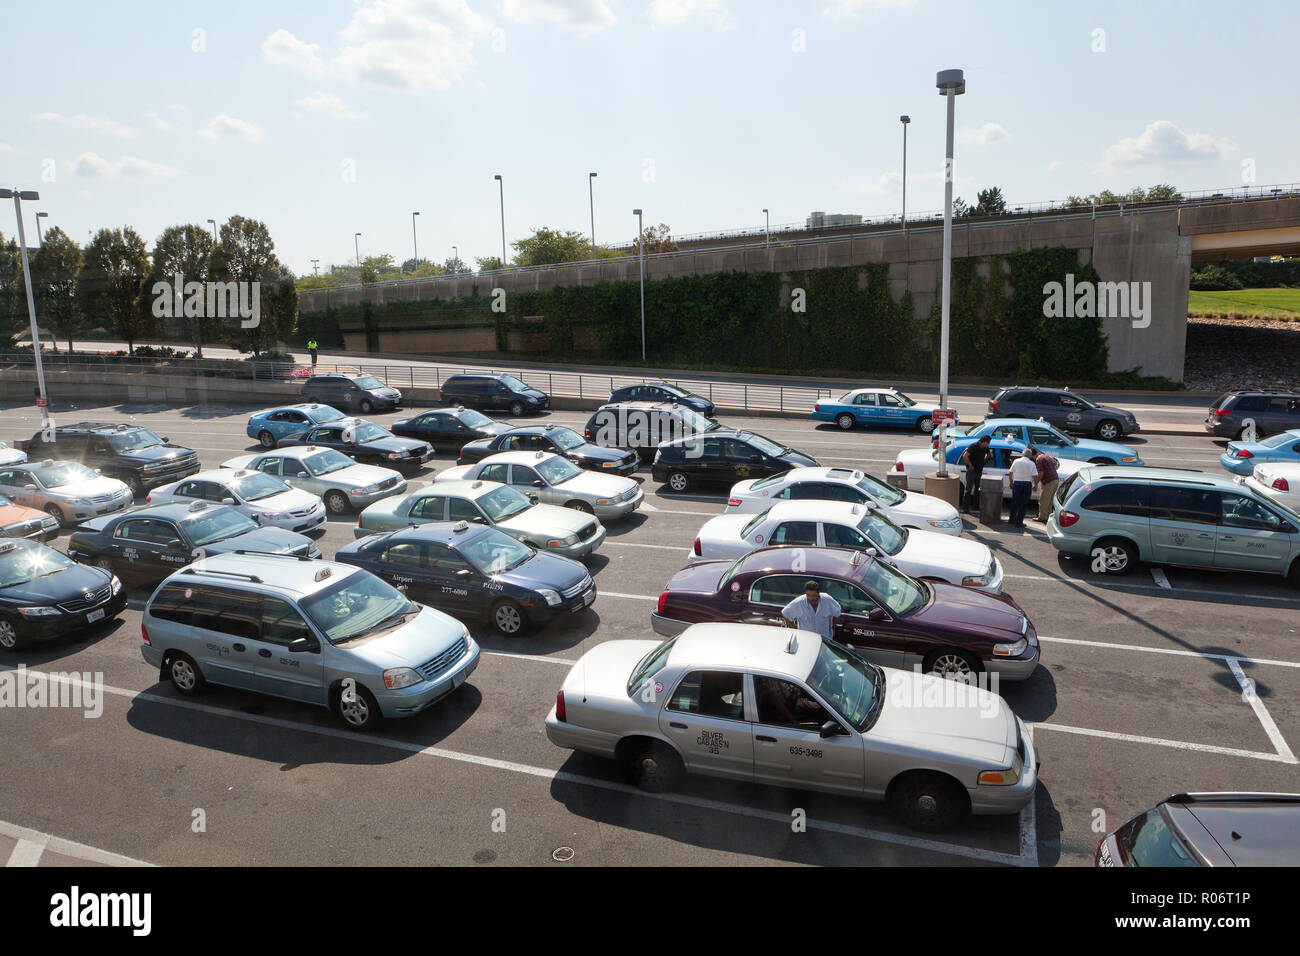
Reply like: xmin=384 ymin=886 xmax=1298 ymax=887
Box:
xmin=806 ymin=211 xmax=863 ymax=229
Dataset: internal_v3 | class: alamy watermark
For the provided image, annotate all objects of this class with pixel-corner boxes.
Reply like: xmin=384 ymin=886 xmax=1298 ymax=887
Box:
xmin=1042 ymin=273 xmax=1150 ymax=329
xmin=0 ymin=665 xmax=103 ymax=718
xmin=151 ymin=272 xmax=260 ymax=328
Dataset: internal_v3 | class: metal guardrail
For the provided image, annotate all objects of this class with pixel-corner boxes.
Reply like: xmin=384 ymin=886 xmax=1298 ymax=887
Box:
xmin=0 ymin=352 xmax=840 ymax=414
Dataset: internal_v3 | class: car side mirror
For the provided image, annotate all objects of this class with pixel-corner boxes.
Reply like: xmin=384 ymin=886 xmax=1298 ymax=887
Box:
xmin=288 ymin=636 xmax=320 ymax=654
xmin=455 ymin=568 xmax=473 ymax=578
xmin=166 ymin=539 xmax=183 ymax=549
xmin=94 ymin=468 xmax=102 ymax=475
xmin=24 ymin=484 xmax=37 ymax=491
xmin=819 ymin=720 xmax=848 ymax=739
xmin=222 ymin=498 xmax=235 ymax=505
xmin=868 ymin=607 xmax=887 ymax=622
xmin=532 ymin=479 xmax=544 ymax=487
xmin=749 ymin=455 xmax=761 ymax=463
xmin=162 ymin=436 xmax=170 ymax=443
xmin=1282 ymin=522 xmax=1298 ymax=534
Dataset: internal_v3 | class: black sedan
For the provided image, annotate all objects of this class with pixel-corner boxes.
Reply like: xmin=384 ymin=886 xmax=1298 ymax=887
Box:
xmin=335 ymin=521 xmax=596 ymax=636
xmin=390 ymin=406 xmax=512 ymax=449
xmin=0 ymin=538 xmax=127 ymax=650
xmin=609 ymin=381 xmax=715 ymax=417
xmin=283 ymin=419 xmax=432 ymax=473
xmin=649 ymin=428 xmax=818 ymax=492
xmin=457 ymin=424 xmax=639 ymax=476
xmin=66 ymin=501 xmax=320 ymax=582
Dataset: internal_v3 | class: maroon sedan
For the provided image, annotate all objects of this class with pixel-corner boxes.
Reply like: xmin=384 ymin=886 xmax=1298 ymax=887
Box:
xmin=651 ymin=547 xmax=1040 ymax=683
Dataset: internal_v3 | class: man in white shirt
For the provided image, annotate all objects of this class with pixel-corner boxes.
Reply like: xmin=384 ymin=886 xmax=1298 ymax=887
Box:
xmin=1007 ymin=447 xmax=1038 ymax=527
xmin=781 ymin=580 xmax=842 ymax=640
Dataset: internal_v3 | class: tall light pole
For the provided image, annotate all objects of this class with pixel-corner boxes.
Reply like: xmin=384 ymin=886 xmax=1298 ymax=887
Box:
xmin=494 ymin=174 xmax=506 ymax=270
xmin=3 ymin=188 xmax=50 ymax=432
xmin=207 ymin=218 xmax=217 ymax=240
xmin=35 ymin=211 xmax=48 ymax=244
xmin=762 ymin=208 xmax=769 ymax=244
xmin=452 ymin=245 xmax=458 ymax=272
xmin=633 ymin=208 xmax=646 ymax=362
xmin=934 ymin=70 xmax=964 ymax=481
xmin=900 ymin=115 xmax=910 ymax=232
xmin=588 ymin=172 xmax=598 ymax=252
xmin=411 ymin=211 xmax=420 ymax=263
xmin=354 ymin=232 xmax=361 ymax=267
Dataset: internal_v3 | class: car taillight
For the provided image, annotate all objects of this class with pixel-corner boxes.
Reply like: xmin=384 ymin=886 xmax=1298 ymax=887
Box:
xmin=1273 ymin=476 xmax=1290 ymax=492
xmin=584 ymin=427 xmax=593 ymax=439
xmin=989 ymin=399 xmax=998 ymax=412
xmin=1212 ymin=408 xmax=1229 ymax=417
xmin=693 ymin=537 xmax=701 ymax=556
xmin=1058 ymin=510 xmax=1080 ymax=527
xmin=247 ymin=418 xmax=253 ymax=426
xmin=727 ymin=497 xmax=742 ymax=507
xmin=299 ymin=386 xmax=306 ymax=395
xmin=555 ymin=690 xmax=566 ymax=722
xmin=657 ymin=590 xmax=669 ymax=615
xmin=931 ymin=438 xmax=939 ymax=449
xmin=1235 ymin=448 xmax=1254 ymax=459
xmin=145 ymin=494 xmax=151 ymax=502
xmin=141 ymin=622 xmax=151 ymax=646
xmin=813 ymin=402 xmax=820 ymax=412
xmin=893 ymin=461 xmax=904 ymax=472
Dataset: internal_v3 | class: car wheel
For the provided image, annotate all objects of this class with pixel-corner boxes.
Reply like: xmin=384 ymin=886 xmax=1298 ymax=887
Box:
xmin=1090 ymin=537 xmax=1137 ymax=576
xmin=667 ymin=471 xmax=690 ymax=493
xmin=621 ymin=740 xmax=683 ymax=793
xmin=510 ymin=401 xmax=526 ymax=417
xmin=124 ymin=473 xmax=144 ymax=498
xmin=257 ymin=430 xmax=277 ymax=449
xmin=917 ymin=416 xmax=935 ymax=433
xmin=359 ymin=399 xmax=374 ymax=415
xmin=924 ymin=648 xmax=981 ymax=683
xmin=44 ymin=503 xmax=65 ymax=527
xmin=334 ymin=682 xmax=381 ymax=731
xmin=167 ymin=653 xmax=204 ymax=696
xmin=566 ymin=500 xmax=595 ymax=515
xmin=836 ymin=413 xmax=856 ymax=430
xmin=491 ymin=599 xmax=528 ymax=637
xmin=1095 ymin=420 xmax=1121 ymax=441
xmin=1087 ymin=457 xmax=1115 ymax=466
xmin=92 ymin=555 xmax=113 ymax=573
xmin=1288 ymin=559 xmax=1300 ymax=590
xmin=0 ymin=617 xmax=21 ymax=652
xmin=323 ymin=490 xmax=350 ymax=514
xmin=890 ymin=772 xmax=967 ymax=832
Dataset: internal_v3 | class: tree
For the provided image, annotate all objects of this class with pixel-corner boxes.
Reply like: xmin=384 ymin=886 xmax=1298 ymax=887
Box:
xmin=512 ymin=228 xmax=591 ymax=266
xmin=31 ymin=227 xmax=82 ymax=352
xmin=638 ymin=223 xmax=678 ymax=254
xmin=207 ymin=215 xmax=297 ymax=358
xmin=475 ymin=255 xmax=504 ymax=273
xmin=973 ymin=187 xmax=1007 ymax=216
xmin=443 ymin=256 xmax=470 ymax=275
xmin=1145 ymin=183 xmax=1182 ymax=201
xmin=79 ymin=227 xmax=153 ymax=354
xmin=952 ymin=197 xmax=970 ymax=219
xmin=0 ymin=233 xmax=24 ymax=347
xmin=149 ymin=224 xmax=216 ymax=357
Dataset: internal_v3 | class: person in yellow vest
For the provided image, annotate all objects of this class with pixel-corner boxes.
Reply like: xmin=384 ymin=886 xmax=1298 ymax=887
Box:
xmin=307 ymin=338 xmax=318 ymax=367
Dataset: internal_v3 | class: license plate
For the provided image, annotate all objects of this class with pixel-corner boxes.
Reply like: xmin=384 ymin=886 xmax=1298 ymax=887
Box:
xmin=452 ymin=669 xmax=466 ymax=688
xmin=87 ymin=609 xmax=105 ymax=623
xmin=582 ymin=588 xmax=595 ymax=606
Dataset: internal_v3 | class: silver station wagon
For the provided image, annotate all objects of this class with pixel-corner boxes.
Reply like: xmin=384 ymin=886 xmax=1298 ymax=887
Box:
xmin=141 ymin=552 xmax=480 ymax=730
xmin=221 ymin=446 xmax=406 ymax=515
xmin=546 ymin=622 xmax=1037 ymax=831
xmin=439 ymin=451 xmax=643 ymax=521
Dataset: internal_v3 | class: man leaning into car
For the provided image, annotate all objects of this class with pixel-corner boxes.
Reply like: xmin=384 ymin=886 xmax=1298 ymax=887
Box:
xmin=781 ymin=580 xmax=841 ymax=640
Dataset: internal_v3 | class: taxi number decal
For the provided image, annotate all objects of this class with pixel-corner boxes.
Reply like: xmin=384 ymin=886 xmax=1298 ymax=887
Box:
xmin=851 ymin=628 xmax=876 ymax=637
xmin=440 ymin=587 xmax=469 ymax=596
xmin=696 ymin=730 xmax=729 ymax=754
xmin=123 ymin=548 xmax=139 ymax=560
xmin=278 ymin=658 xmax=300 ymax=668
xmin=482 ymin=582 xmax=504 ymax=591
xmin=789 ymin=746 xmax=824 ymax=758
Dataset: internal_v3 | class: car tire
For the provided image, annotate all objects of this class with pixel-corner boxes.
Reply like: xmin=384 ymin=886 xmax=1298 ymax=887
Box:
xmin=565 ymin=500 xmax=595 ymax=515
xmin=836 ymin=413 xmax=856 ymax=430
xmin=890 ymin=771 xmax=968 ymax=832
xmin=1287 ymin=558 xmax=1300 ymax=590
xmin=257 ymin=430 xmax=277 ymax=449
xmin=510 ymin=401 xmax=526 ymax=417
xmin=621 ymin=740 xmax=684 ymax=793
xmin=923 ymin=648 xmax=982 ymax=683
xmin=44 ymin=504 xmax=65 ymax=527
xmin=1095 ymin=420 xmax=1122 ymax=441
xmin=359 ymin=399 xmax=374 ymax=415
xmin=666 ymin=471 xmax=690 ymax=493
xmin=1087 ymin=457 xmax=1116 ymax=465
xmin=1090 ymin=537 xmax=1137 ymax=576
xmin=166 ymin=653 xmax=204 ymax=696
xmin=124 ymin=473 xmax=143 ymax=498
xmin=333 ymin=682 xmax=382 ymax=731
xmin=92 ymin=555 xmax=113 ymax=573
xmin=490 ymin=599 xmax=529 ymax=637
xmin=917 ymin=416 xmax=935 ymax=433
xmin=323 ymin=490 xmax=350 ymax=514
xmin=0 ymin=617 xmax=21 ymax=652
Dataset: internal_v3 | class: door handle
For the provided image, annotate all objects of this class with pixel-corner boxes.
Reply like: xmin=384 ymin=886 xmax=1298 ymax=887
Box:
xmin=258 ymin=649 xmax=272 ymax=658
xmin=756 ymin=735 xmax=777 ymax=743
xmin=1220 ymin=535 xmax=1236 ymax=541
xmin=232 ymin=643 xmax=246 ymax=652
xmin=668 ymin=721 xmax=687 ymax=730
xmin=1197 ymin=533 xmax=1213 ymax=539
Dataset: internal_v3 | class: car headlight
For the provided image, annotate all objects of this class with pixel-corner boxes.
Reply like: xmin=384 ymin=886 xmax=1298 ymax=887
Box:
xmin=962 ymin=567 xmax=994 ymax=587
xmin=596 ymin=498 xmax=611 ymax=506
xmin=383 ymin=667 xmax=422 ymax=690
xmin=526 ymin=396 xmax=539 ymax=403
xmin=110 ymin=575 xmax=123 ymax=595
xmin=978 ymin=765 xmax=1021 ymax=786
xmin=70 ymin=498 xmax=92 ymax=506
xmin=17 ymin=605 xmax=61 ymax=618
xmin=387 ymin=452 xmax=402 ymax=459
xmin=992 ymin=637 xmax=1028 ymax=657
xmin=1121 ymin=456 xmax=1138 ymax=463
xmin=536 ymin=588 xmax=563 ymax=607
xmin=547 ymin=534 xmax=579 ymax=547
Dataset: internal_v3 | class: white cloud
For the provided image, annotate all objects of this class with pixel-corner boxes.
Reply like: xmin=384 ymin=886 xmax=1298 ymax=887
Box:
xmin=501 ymin=0 xmax=616 ymax=34
xmin=165 ymin=103 xmax=187 ymax=112
xmin=856 ymin=169 xmax=976 ymax=198
xmin=955 ymin=122 xmax=1010 ymax=147
xmin=1098 ymin=120 xmax=1235 ymax=174
xmin=196 ymin=115 xmax=264 ymax=142
xmin=30 ymin=112 xmax=136 ymax=139
xmin=822 ymin=0 xmax=917 ymax=18
xmin=261 ymin=28 xmax=326 ymax=72
xmin=144 ymin=110 xmax=172 ymax=132
xmin=649 ymin=0 xmax=738 ymax=29
xmin=65 ymin=152 xmax=183 ymax=180
xmin=295 ymin=91 xmax=370 ymax=121
xmin=1048 ymin=159 xmax=1064 ymax=170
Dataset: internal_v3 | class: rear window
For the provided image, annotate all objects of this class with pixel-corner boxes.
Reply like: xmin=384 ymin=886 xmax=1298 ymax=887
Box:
xmin=626 ymin=638 xmax=677 ymax=697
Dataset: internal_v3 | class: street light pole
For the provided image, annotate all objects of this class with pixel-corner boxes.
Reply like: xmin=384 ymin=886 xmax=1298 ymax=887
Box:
xmin=762 ymin=208 xmax=769 ymax=244
xmin=900 ymin=115 xmax=910 ymax=232
xmin=35 ymin=211 xmax=48 ymax=244
xmin=354 ymin=232 xmax=361 ymax=268
xmin=934 ymin=70 xmax=964 ymax=480
xmin=3 ymin=187 xmax=50 ymax=432
xmin=412 ymin=211 xmax=420 ymax=263
xmin=494 ymin=174 xmax=506 ymax=270
xmin=207 ymin=218 xmax=217 ymax=241
xmin=588 ymin=172 xmax=598 ymax=251
xmin=633 ymin=208 xmax=645 ymax=362
xmin=452 ymin=246 xmax=458 ymax=272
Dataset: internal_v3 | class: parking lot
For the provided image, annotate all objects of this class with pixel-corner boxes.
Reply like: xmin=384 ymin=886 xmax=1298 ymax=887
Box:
xmin=2 ymin=399 xmax=1297 ymax=868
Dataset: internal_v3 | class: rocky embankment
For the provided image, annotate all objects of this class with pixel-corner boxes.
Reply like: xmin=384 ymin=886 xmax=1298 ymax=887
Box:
xmin=1183 ymin=316 xmax=1300 ymax=392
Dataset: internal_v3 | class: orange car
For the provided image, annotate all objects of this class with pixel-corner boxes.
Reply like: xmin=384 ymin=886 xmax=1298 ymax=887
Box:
xmin=0 ymin=494 xmax=59 ymax=541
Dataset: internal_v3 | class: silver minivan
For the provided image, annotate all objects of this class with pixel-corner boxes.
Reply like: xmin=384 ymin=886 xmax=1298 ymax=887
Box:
xmin=140 ymin=552 xmax=480 ymax=729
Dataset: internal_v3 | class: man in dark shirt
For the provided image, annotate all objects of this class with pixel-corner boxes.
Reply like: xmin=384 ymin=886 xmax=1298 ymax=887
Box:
xmin=1033 ymin=447 xmax=1061 ymax=522
xmin=960 ymin=435 xmax=992 ymax=515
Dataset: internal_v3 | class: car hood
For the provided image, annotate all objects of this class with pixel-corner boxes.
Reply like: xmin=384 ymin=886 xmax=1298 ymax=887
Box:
xmin=328 ymin=463 xmax=403 ymax=486
xmin=1094 ymin=404 xmax=1136 ymax=420
xmin=0 ymin=503 xmax=50 ymax=526
xmin=498 ymin=503 xmax=596 ymax=537
xmin=205 ymin=526 xmax=315 ymax=555
xmin=897 ymin=527 xmax=991 ymax=575
xmin=52 ymin=475 xmax=131 ymax=498
xmin=561 ymin=639 xmax=662 ymax=698
xmin=357 ymin=495 xmax=409 ymax=526
xmin=870 ymin=666 xmax=1017 ymax=766
xmin=337 ymin=606 xmax=466 ymax=670
xmin=911 ymin=581 xmax=1026 ymax=639
xmin=221 ymin=455 xmax=258 ymax=471
xmin=779 ymin=450 xmax=819 ymax=468
xmin=517 ymin=389 xmax=547 ymax=401
xmin=119 ymin=444 xmax=195 ymax=465
xmin=0 ymin=563 xmax=114 ymax=605
xmin=570 ymin=444 xmax=632 ymax=464
xmin=246 ymin=488 xmax=321 ymax=513
xmin=505 ymin=550 xmax=590 ymax=592
xmin=357 ymin=436 xmax=426 ymax=454
xmin=459 ymin=438 xmax=493 ymax=454
xmin=1072 ymin=437 xmax=1140 ymax=460
xmin=0 ymin=448 xmax=27 ymax=466
xmin=896 ymin=491 xmax=960 ymax=522
xmin=556 ymin=471 xmax=636 ymax=497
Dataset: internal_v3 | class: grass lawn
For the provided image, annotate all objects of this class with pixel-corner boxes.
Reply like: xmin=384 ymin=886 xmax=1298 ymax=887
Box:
xmin=1188 ymin=288 xmax=1300 ymax=320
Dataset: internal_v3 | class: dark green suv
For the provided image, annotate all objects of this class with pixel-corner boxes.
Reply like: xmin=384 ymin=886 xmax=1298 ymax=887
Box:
xmin=25 ymin=422 xmax=200 ymax=498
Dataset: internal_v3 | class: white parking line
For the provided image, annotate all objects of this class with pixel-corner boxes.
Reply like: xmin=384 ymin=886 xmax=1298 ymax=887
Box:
xmin=1018 ymin=725 xmax=1037 ymax=865
xmin=1029 ymin=722 xmax=1295 ymax=763
xmin=1228 ymin=658 xmax=1298 ymax=763
xmin=1037 ymin=634 xmax=1300 ymax=670
xmin=0 ymin=819 xmax=154 ymax=867
xmin=1150 ymin=568 xmax=1172 ymax=589
xmin=605 ymin=541 xmax=691 ymax=551
xmin=600 ymin=590 xmax=660 ymax=601
xmin=5 ymin=839 xmax=45 ymax=867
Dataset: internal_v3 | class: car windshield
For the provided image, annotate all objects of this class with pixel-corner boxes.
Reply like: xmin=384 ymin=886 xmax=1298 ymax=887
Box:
xmin=460 ymin=530 xmax=534 ymax=574
xmin=351 ymin=423 xmax=389 ymax=443
xmin=677 ymin=407 xmax=719 ymax=436
xmin=548 ymin=428 xmax=585 ymax=451
xmin=0 ymin=541 xmax=76 ymax=588
xmin=806 ymin=639 xmax=881 ymax=730
xmin=1115 ymin=807 xmax=1198 ymax=867
xmin=458 ymin=409 xmax=493 ymax=427
xmin=661 ymin=384 xmax=688 ymax=398
xmin=299 ymin=570 xmax=415 ymax=644
xmin=354 ymin=376 xmax=385 ymax=390
xmin=716 ymin=553 xmax=749 ymax=591
xmin=749 ymin=473 xmax=786 ymax=491
xmin=308 ymin=407 xmax=346 ymax=423
xmin=893 ymin=392 xmax=917 ymax=407
xmin=182 ymin=507 xmax=259 ymax=546
xmin=858 ymin=559 xmax=928 ymax=617
xmin=741 ymin=508 xmax=772 ymax=537
xmin=477 ymin=485 xmax=532 ymax=522
xmin=857 ymin=511 xmax=908 ymax=555
xmin=741 ymin=432 xmax=787 ymax=457
xmin=107 ymin=429 xmax=164 ymax=453
xmin=232 ymin=472 xmax=290 ymax=502
xmin=33 ymin=462 xmax=97 ymax=488
xmin=1067 ymin=392 xmax=1098 ymax=409
xmin=626 ymin=637 xmax=677 ymax=696
xmin=537 ymin=456 xmax=582 ymax=484
xmin=856 ymin=472 xmax=905 ymax=506
xmin=500 ymin=375 xmax=529 ymax=392
xmin=304 ymin=450 xmax=353 ymax=475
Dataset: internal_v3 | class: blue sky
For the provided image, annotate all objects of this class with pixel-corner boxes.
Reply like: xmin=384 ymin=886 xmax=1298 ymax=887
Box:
xmin=3 ymin=0 xmax=1297 ymax=274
